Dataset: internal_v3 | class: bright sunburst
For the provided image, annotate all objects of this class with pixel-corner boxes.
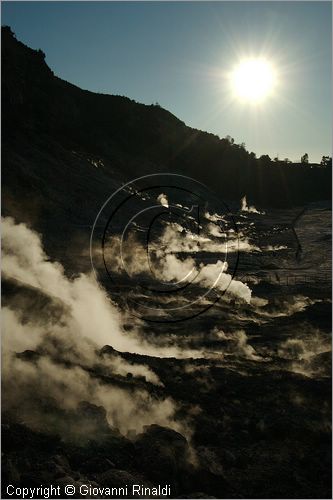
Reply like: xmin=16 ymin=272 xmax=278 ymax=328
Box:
xmin=231 ymin=58 xmax=276 ymax=103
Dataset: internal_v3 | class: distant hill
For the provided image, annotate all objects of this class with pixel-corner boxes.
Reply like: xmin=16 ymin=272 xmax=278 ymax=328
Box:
xmin=2 ymin=25 xmax=331 ymax=249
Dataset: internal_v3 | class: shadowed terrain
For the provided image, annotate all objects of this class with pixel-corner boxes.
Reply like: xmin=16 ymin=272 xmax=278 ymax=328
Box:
xmin=2 ymin=26 xmax=332 ymax=499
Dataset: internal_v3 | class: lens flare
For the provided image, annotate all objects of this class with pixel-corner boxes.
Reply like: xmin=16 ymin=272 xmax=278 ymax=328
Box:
xmin=231 ymin=59 xmax=276 ymax=103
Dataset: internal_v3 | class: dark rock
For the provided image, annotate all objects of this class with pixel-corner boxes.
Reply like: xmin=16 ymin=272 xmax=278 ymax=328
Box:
xmin=96 ymin=469 xmax=151 ymax=498
xmin=100 ymin=345 xmax=118 ymax=357
xmin=80 ymin=456 xmax=115 ymax=474
xmin=134 ymin=425 xmax=191 ymax=494
xmin=16 ymin=350 xmax=41 ymax=361
xmin=76 ymin=401 xmax=109 ymax=431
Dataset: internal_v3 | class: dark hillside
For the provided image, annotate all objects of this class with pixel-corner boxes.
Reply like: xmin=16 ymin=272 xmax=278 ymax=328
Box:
xmin=2 ymin=25 xmax=331 ymax=238
xmin=1 ymin=26 xmax=331 ymax=500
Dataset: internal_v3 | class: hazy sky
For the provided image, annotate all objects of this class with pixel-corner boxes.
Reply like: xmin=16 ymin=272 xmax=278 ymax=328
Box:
xmin=2 ymin=1 xmax=332 ymax=162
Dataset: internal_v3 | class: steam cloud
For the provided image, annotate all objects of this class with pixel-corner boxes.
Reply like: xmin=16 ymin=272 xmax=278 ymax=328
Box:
xmin=2 ymin=217 xmax=193 ymax=439
xmin=157 ymin=193 xmax=169 ymax=207
xmin=240 ymin=195 xmax=265 ymax=215
xmin=3 ymin=215 xmax=320 ymax=445
xmin=105 ymin=222 xmax=253 ymax=303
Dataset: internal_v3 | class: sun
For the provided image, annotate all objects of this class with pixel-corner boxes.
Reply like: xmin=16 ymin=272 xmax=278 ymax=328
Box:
xmin=231 ymin=58 xmax=276 ymax=103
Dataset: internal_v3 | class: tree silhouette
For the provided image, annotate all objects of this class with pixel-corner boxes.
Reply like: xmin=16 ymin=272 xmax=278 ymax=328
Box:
xmin=301 ymin=153 xmax=309 ymax=164
xmin=258 ymin=154 xmax=271 ymax=167
xmin=225 ymin=135 xmax=234 ymax=145
xmin=320 ymin=156 xmax=332 ymax=168
xmin=1 ymin=25 xmax=16 ymax=38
